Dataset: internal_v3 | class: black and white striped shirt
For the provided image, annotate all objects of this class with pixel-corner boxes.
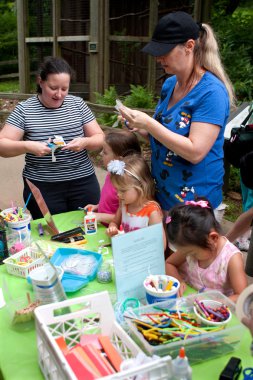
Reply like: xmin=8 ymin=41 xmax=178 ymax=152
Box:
xmin=6 ymin=95 xmax=96 ymax=182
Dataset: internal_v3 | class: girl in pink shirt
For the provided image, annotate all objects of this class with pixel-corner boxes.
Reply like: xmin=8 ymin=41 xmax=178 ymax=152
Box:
xmin=166 ymin=198 xmax=247 ymax=302
xmin=84 ymin=129 xmax=141 ymax=225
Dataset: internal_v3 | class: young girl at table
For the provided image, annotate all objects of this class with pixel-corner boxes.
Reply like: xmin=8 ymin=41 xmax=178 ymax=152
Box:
xmin=106 ymin=155 xmax=166 ymax=247
xmin=165 ymin=198 xmax=247 ymax=302
xmin=84 ymin=129 xmax=141 ymax=225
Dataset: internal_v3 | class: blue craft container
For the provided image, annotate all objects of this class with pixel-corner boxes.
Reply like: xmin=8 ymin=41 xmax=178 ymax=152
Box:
xmin=50 ymin=248 xmax=102 ymax=293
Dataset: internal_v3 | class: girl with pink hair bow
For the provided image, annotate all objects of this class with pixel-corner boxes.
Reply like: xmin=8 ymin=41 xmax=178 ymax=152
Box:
xmin=166 ymin=198 xmax=247 ymax=302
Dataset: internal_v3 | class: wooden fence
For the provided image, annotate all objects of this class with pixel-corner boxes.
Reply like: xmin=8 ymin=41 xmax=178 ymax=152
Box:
xmin=0 ymin=92 xmax=153 ymax=127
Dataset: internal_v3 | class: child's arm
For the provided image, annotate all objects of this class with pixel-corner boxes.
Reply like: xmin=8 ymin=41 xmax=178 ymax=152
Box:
xmin=165 ymin=251 xmax=188 ymax=296
xmin=94 ymin=212 xmax=115 ymax=224
xmin=226 ymin=207 xmax=253 ymax=243
xmin=227 ymin=252 xmax=248 ymax=302
xmin=106 ymin=208 xmax=122 ymax=237
xmin=148 ymin=211 xmax=167 ymax=249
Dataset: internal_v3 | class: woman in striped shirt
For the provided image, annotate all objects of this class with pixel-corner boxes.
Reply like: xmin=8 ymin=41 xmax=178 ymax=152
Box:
xmin=0 ymin=56 xmax=104 ymax=219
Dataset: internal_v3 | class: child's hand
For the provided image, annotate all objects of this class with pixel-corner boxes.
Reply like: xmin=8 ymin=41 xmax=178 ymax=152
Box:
xmin=106 ymin=223 xmax=119 ymax=237
xmin=84 ymin=204 xmax=98 ymax=212
xmin=178 ymin=281 xmax=187 ymax=297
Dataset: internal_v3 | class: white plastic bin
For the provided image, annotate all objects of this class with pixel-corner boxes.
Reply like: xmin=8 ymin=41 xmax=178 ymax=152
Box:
xmin=34 ymin=291 xmax=174 ymax=379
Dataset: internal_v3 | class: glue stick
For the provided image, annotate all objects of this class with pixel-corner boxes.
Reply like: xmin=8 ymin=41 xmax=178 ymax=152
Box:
xmin=84 ymin=207 xmax=97 ymax=235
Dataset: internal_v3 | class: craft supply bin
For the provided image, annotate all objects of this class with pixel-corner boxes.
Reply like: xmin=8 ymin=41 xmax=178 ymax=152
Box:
xmin=126 ymin=290 xmax=246 ymax=365
xmin=3 ymin=247 xmax=44 ymax=278
xmin=34 ymin=291 xmax=174 ymax=380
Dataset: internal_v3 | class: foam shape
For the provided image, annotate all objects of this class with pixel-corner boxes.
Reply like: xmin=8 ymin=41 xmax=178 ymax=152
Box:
xmin=80 ymin=334 xmax=102 ymax=350
xmin=55 ymin=336 xmax=69 ymax=355
xmin=82 ymin=344 xmax=115 ymax=376
xmin=236 ymin=284 xmax=253 ymax=321
xmin=71 ymin=346 xmax=101 ymax=377
xmin=98 ymin=335 xmax=123 ymax=372
xmin=65 ymin=352 xmax=97 ymax=380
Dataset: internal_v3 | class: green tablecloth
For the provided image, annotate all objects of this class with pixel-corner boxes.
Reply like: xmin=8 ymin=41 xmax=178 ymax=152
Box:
xmin=0 ymin=211 xmax=252 ymax=379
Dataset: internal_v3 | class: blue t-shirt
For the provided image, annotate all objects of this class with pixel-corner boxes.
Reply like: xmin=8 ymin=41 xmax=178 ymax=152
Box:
xmin=150 ymin=72 xmax=230 ymax=210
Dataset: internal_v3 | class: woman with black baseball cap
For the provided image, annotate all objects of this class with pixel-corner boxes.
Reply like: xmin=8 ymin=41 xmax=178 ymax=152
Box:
xmin=119 ymin=11 xmax=235 ymax=219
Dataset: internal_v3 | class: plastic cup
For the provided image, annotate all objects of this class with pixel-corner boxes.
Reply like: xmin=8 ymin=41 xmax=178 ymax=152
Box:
xmin=143 ymin=275 xmax=180 ymax=304
xmin=29 ymin=263 xmax=66 ymax=305
xmin=7 ymin=295 xmax=36 ymax=332
xmin=2 ymin=208 xmax=31 ymax=233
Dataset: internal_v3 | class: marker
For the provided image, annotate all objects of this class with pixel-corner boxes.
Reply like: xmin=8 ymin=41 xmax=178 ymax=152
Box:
xmin=38 ymin=223 xmax=44 ymax=236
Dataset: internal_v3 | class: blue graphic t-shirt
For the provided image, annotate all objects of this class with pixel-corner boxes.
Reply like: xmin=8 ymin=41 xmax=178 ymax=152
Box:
xmin=150 ymin=72 xmax=230 ymax=210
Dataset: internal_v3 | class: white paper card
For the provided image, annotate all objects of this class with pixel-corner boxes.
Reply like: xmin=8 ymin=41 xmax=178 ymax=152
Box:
xmin=112 ymin=223 xmax=165 ymax=302
xmin=0 ymin=288 xmax=6 ymax=308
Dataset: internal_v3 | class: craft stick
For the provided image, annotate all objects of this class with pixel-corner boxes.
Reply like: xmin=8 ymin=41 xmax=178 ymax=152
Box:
xmin=98 ymin=335 xmax=123 ymax=372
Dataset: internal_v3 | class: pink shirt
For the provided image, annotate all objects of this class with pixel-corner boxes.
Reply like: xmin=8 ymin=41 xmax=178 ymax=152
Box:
xmin=98 ymin=174 xmax=119 ymax=215
xmin=179 ymin=238 xmax=240 ymax=296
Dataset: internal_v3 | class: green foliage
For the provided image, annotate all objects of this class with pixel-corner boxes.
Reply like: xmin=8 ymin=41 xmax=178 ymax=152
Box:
xmin=211 ymin=4 xmax=253 ymax=101
xmin=0 ymin=79 xmax=19 ymax=92
xmin=124 ymin=85 xmax=157 ymax=109
xmin=94 ymin=86 xmax=119 ymax=126
xmin=223 ymin=195 xmax=242 ymax=223
xmin=0 ymin=1 xmax=17 ymax=62
xmin=228 ymin=166 xmax=241 ymax=193
xmin=95 ymin=86 xmax=118 ymax=106
xmin=94 ymin=85 xmax=157 ymax=127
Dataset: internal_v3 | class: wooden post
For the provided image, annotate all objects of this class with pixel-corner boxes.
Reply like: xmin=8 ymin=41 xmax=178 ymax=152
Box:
xmin=53 ymin=0 xmax=61 ymax=56
xmin=103 ymin=0 xmax=110 ymax=92
xmin=193 ymin=0 xmax=212 ymax=22
xmin=17 ymin=0 xmax=30 ymax=93
xmin=89 ymin=0 xmax=102 ymax=101
xmin=147 ymin=0 xmax=158 ymax=93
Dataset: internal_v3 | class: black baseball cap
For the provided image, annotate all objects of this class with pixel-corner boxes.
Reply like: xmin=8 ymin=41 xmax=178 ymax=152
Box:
xmin=142 ymin=11 xmax=200 ymax=57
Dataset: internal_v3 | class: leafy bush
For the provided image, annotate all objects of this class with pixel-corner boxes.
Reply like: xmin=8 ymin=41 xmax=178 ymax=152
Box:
xmin=94 ymin=86 xmax=119 ymax=126
xmin=0 ymin=1 xmax=17 ymax=63
xmin=124 ymin=85 xmax=157 ymax=109
xmin=94 ymin=85 xmax=157 ymax=127
xmin=211 ymin=6 xmax=253 ymax=101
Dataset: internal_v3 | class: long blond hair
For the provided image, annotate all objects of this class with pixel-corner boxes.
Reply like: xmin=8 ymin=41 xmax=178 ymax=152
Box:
xmin=194 ymin=23 xmax=236 ymax=109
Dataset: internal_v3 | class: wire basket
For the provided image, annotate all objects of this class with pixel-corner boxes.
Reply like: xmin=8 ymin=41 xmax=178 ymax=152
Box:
xmin=3 ymin=247 xmax=44 ymax=278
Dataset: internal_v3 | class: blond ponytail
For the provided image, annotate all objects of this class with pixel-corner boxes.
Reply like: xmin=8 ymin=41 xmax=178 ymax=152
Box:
xmin=194 ymin=23 xmax=236 ymax=110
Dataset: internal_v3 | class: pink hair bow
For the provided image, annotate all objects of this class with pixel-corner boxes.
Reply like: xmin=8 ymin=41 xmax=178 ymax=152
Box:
xmin=185 ymin=200 xmax=210 ymax=208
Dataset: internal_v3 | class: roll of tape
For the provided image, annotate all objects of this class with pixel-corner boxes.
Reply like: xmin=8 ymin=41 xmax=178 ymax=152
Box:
xmin=236 ymin=284 xmax=253 ymax=321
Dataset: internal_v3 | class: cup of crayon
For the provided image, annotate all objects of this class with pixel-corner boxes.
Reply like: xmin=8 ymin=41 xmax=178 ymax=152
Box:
xmin=1 ymin=207 xmax=31 ymax=233
xmin=193 ymin=299 xmax=232 ymax=327
xmin=143 ymin=274 xmax=180 ymax=304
